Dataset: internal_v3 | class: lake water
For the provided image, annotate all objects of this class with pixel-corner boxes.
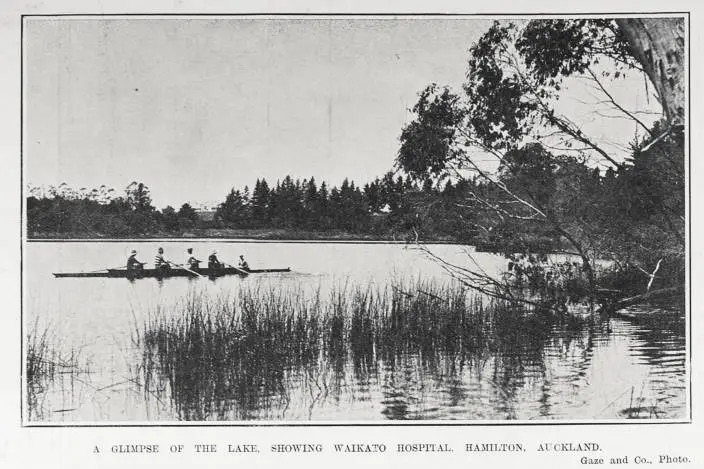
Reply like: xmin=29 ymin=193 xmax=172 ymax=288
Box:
xmin=24 ymin=241 xmax=687 ymax=422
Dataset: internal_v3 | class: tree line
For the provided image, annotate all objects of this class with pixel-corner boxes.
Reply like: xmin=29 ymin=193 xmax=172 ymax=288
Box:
xmin=214 ymin=173 xmax=470 ymax=236
xmin=26 ymin=128 xmax=683 ymax=276
xmin=26 ymin=173 xmax=480 ymax=240
xmin=26 ymin=182 xmax=200 ymax=237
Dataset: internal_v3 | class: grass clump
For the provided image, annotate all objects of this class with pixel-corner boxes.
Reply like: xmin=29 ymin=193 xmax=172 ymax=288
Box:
xmin=138 ymin=278 xmax=586 ymax=420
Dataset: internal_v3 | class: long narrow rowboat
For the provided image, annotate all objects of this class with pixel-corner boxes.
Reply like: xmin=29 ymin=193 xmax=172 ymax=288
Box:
xmin=53 ymin=267 xmax=291 ymax=278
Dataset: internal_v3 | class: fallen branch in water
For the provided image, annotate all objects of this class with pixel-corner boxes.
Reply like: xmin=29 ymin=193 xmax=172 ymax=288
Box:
xmin=597 ymin=286 xmax=682 ymax=315
xmin=647 ymin=258 xmax=663 ymax=292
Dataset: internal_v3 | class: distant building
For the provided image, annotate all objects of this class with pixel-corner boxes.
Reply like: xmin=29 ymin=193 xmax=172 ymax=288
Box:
xmin=196 ymin=209 xmax=216 ymax=222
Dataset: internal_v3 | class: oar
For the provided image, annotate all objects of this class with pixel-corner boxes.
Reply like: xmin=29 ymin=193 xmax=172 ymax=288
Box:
xmin=224 ymin=263 xmax=249 ymax=276
xmin=85 ymin=265 xmax=128 ymax=273
xmin=167 ymin=261 xmax=205 ymax=278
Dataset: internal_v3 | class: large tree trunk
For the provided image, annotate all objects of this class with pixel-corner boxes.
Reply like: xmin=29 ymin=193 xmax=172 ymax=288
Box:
xmin=616 ymin=18 xmax=686 ymax=128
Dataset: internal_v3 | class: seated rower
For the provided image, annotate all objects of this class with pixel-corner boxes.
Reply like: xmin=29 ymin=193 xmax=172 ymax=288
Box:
xmin=238 ymin=254 xmax=250 ymax=271
xmin=155 ymin=247 xmax=171 ymax=270
xmin=208 ymin=250 xmax=222 ymax=269
xmin=126 ymin=250 xmax=145 ymax=270
xmin=186 ymin=247 xmax=201 ymax=270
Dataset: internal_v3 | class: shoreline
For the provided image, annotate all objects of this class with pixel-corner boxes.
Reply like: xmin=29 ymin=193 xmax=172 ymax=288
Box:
xmin=25 ymin=230 xmax=565 ymax=252
xmin=25 ymin=229 xmax=459 ymax=244
xmin=27 ymin=237 xmax=451 ymax=245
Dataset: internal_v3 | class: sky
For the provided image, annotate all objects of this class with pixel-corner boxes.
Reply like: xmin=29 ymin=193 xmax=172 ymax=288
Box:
xmin=24 ymin=17 xmax=660 ymax=209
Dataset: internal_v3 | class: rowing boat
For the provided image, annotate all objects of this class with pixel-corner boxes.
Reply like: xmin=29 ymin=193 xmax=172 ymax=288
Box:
xmin=53 ymin=267 xmax=291 ymax=278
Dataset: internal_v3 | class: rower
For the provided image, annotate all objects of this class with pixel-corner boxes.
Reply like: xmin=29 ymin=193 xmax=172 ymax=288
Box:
xmin=155 ymin=247 xmax=171 ymax=270
xmin=238 ymin=254 xmax=250 ymax=271
xmin=208 ymin=250 xmax=222 ymax=269
xmin=126 ymin=250 xmax=145 ymax=270
xmin=186 ymin=247 xmax=201 ymax=270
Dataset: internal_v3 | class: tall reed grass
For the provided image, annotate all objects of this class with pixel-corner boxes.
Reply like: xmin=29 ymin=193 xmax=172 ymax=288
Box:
xmin=138 ymin=278 xmax=588 ymax=420
xmin=26 ymin=319 xmax=85 ymax=419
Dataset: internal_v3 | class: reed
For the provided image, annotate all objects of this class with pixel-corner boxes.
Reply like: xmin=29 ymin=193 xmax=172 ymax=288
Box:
xmin=26 ymin=320 xmax=83 ymax=386
xmin=138 ymin=278 xmax=588 ymax=420
xmin=26 ymin=319 xmax=85 ymax=419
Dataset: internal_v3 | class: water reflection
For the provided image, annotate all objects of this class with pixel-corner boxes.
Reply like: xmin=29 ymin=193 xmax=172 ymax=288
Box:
xmin=137 ymin=288 xmax=685 ymax=421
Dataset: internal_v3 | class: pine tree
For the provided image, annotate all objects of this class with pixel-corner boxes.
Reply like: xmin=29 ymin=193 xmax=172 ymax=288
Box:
xmin=250 ymin=178 xmax=270 ymax=227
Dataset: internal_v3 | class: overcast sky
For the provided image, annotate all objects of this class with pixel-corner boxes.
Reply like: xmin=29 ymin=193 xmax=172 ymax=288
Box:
xmin=24 ymin=17 xmax=658 ymax=209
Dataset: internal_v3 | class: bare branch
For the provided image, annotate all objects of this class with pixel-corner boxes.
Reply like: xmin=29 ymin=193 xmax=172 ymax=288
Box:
xmin=416 ymin=244 xmax=544 ymax=307
xmin=499 ymin=54 xmax=623 ymax=169
xmin=586 ymin=68 xmax=654 ymax=136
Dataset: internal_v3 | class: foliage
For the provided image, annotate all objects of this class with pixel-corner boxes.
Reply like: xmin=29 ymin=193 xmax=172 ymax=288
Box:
xmin=159 ymin=205 xmax=179 ymax=232
xmin=26 ymin=182 xmax=158 ymax=236
xmin=177 ymin=203 xmax=199 ymax=229
xmin=396 ymin=19 xmax=684 ymax=297
xmin=27 ymin=174 xmax=484 ymax=241
xmin=516 ymin=19 xmax=636 ymax=81
xmin=397 ymin=84 xmax=466 ymax=178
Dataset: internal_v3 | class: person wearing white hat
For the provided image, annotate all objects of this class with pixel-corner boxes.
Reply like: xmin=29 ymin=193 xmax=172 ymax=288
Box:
xmin=238 ymin=254 xmax=249 ymax=270
xmin=126 ymin=250 xmax=145 ymax=271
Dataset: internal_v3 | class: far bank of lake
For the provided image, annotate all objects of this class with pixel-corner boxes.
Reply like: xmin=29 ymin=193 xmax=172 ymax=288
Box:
xmin=27 ymin=228 xmax=457 ymax=243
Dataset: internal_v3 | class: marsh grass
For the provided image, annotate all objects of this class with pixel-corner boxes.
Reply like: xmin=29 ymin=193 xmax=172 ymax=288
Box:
xmin=138 ymin=278 xmax=589 ymax=420
xmin=26 ymin=319 xmax=86 ymax=419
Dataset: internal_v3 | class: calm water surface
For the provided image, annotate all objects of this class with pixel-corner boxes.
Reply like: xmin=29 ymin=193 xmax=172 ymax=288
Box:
xmin=24 ymin=241 xmax=687 ymax=422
